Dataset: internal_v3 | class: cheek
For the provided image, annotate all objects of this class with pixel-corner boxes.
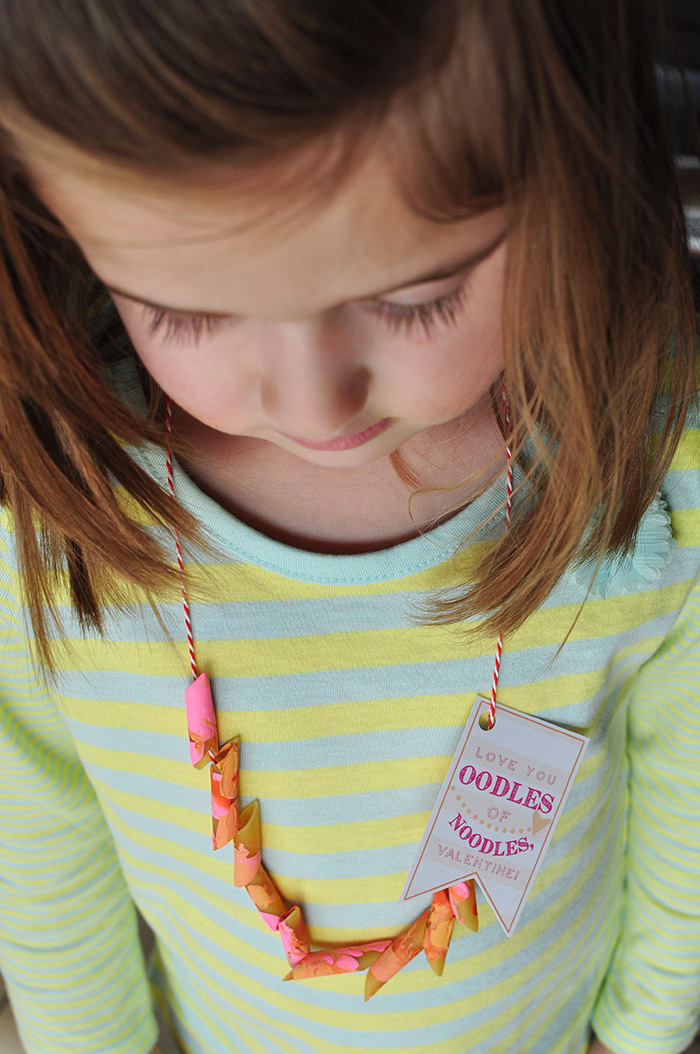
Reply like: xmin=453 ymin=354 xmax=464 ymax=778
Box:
xmin=115 ymin=302 xmax=246 ymax=415
xmin=394 ymin=257 xmax=505 ymax=412
xmin=391 ymin=312 xmax=504 ymax=421
xmin=143 ymin=342 xmax=249 ymax=429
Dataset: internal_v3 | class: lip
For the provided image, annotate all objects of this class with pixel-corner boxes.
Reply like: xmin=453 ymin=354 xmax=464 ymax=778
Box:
xmin=281 ymin=417 xmax=392 ymax=451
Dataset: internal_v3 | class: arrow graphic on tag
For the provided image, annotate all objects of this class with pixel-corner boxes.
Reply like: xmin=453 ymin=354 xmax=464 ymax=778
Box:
xmin=401 ymin=697 xmax=588 ymax=935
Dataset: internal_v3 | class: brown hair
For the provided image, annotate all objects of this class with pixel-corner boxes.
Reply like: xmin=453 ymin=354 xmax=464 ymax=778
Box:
xmin=0 ymin=0 xmax=697 ymax=667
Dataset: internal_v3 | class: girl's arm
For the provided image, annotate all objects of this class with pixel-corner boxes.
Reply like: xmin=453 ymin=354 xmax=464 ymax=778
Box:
xmin=0 ymin=681 xmax=159 ymax=1054
xmin=590 ymin=566 xmax=700 ymax=1052
xmin=0 ymin=519 xmax=159 ymax=1054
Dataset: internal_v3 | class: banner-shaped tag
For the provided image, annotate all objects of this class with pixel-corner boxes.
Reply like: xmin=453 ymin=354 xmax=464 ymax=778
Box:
xmin=402 ymin=696 xmax=588 ymax=934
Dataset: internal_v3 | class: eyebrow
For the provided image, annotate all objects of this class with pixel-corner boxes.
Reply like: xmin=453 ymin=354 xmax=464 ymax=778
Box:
xmin=103 ymin=228 xmax=507 ymax=316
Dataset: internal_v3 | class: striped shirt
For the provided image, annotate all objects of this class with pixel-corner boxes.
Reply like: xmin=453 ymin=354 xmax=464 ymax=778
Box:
xmin=0 ymin=357 xmax=699 ymax=1054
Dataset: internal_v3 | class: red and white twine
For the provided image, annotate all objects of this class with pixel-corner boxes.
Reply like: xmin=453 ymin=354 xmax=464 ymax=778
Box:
xmin=488 ymin=387 xmax=513 ymax=730
xmin=165 ymin=399 xmax=198 ymax=680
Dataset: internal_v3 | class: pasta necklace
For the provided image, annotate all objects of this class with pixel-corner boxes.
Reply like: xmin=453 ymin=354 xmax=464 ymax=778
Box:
xmin=166 ymin=394 xmax=512 ymax=999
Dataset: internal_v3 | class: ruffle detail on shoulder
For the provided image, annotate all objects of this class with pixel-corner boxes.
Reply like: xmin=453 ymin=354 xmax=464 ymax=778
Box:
xmin=572 ymin=493 xmax=676 ymax=598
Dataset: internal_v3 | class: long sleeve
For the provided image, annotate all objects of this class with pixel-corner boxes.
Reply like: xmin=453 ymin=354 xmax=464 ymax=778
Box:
xmin=0 ymin=535 xmax=158 ymax=1054
xmin=591 ymin=574 xmax=700 ymax=1053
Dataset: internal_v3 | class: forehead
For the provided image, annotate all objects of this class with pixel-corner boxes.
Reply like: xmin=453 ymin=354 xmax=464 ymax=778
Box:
xmin=28 ymin=145 xmax=506 ymax=319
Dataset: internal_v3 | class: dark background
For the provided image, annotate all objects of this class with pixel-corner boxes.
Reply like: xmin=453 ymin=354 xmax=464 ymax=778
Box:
xmin=657 ymin=0 xmax=700 ymax=294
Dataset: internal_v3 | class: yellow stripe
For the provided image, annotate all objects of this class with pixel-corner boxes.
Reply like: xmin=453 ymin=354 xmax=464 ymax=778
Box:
xmin=668 ymin=426 xmax=700 ymax=471
xmin=81 ymin=741 xmax=452 ymax=799
xmin=670 ymin=507 xmax=700 ymax=546
xmin=51 ymin=579 xmax=689 ymax=679
xmin=60 ymin=691 xmax=474 ymax=738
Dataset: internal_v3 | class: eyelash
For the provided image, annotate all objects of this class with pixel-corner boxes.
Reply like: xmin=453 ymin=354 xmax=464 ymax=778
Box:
xmin=143 ymin=282 xmax=469 ymax=344
xmin=368 ymin=284 xmax=468 ymax=338
xmin=144 ymin=310 xmax=222 ymax=344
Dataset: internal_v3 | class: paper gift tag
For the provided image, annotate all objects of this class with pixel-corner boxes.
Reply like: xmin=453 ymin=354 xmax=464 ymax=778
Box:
xmin=402 ymin=696 xmax=588 ymax=934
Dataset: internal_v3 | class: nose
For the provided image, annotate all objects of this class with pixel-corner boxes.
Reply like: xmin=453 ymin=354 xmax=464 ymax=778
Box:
xmin=258 ymin=319 xmax=370 ymax=437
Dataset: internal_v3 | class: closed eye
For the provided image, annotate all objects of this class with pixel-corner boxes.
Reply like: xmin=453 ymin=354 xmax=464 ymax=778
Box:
xmin=139 ymin=278 xmax=471 ymax=344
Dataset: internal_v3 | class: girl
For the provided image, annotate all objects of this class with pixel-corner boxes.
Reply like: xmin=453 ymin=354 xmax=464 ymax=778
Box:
xmin=0 ymin=1 xmax=698 ymax=1053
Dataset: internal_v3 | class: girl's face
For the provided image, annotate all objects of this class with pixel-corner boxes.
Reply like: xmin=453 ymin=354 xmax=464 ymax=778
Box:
xmin=32 ymin=148 xmax=508 ymax=469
